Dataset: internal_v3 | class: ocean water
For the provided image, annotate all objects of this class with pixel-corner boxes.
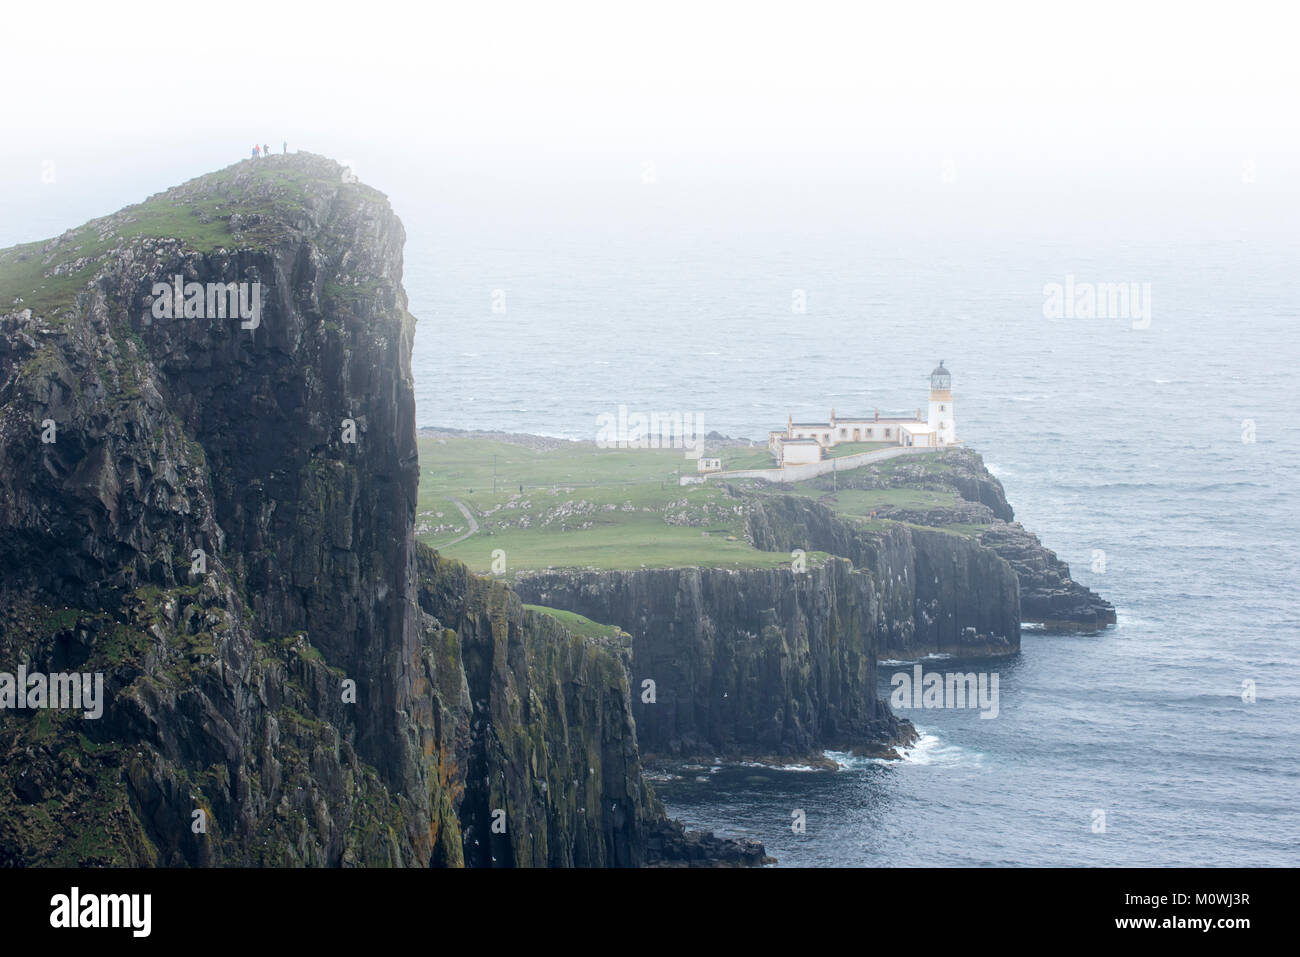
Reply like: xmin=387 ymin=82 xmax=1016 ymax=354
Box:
xmin=404 ymin=212 xmax=1300 ymax=866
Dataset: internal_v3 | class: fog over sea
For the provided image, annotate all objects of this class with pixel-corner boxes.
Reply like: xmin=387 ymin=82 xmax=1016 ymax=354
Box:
xmin=7 ymin=160 xmax=1297 ymax=866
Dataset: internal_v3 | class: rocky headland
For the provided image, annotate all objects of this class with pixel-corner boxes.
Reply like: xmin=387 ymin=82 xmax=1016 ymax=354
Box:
xmin=0 ymin=153 xmax=1110 ymax=866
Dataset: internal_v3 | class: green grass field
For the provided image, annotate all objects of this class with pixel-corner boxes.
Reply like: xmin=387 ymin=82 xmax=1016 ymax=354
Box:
xmin=523 ymin=605 xmax=626 ymax=639
xmin=415 ymin=435 xmax=993 ymax=573
xmin=715 ymin=446 xmax=777 ymax=471
xmin=417 ymin=435 xmax=807 ymax=575
xmin=776 ymin=484 xmax=964 ymax=516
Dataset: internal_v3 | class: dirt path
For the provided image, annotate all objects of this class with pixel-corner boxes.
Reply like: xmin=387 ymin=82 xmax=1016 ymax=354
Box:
xmin=437 ymin=498 xmax=479 ymax=547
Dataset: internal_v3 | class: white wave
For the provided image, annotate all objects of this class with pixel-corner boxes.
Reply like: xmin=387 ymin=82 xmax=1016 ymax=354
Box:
xmin=734 ymin=760 xmax=826 ymax=773
xmin=901 ymin=732 xmax=983 ymax=768
xmin=1115 ymin=611 xmax=1149 ymax=630
xmin=827 ymin=731 xmax=982 ymax=770
xmin=879 ymin=653 xmax=954 ymax=666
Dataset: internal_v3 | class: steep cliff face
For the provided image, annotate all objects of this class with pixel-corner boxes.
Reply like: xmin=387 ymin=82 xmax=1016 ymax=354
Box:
xmin=0 ymin=155 xmax=754 ymax=866
xmin=415 ymin=545 xmax=658 ymax=867
xmin=510 ymin=460 xmax=1041 ymax=758
xmin=746 ymin=493 xmax=1021 ymax=659
xmin=514 ymin=560 xmax=910 ymax=758
xmin=0 ymin=154 xmax=434 ymax=864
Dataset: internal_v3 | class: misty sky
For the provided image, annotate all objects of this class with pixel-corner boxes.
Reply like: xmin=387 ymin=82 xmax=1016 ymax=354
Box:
xmin=3 ymin=1 xmax=1298 ymax=244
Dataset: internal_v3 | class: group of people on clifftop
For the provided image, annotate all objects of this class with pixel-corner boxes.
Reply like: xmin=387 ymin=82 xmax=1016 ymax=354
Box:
xmin=251 ymin=141 xmax=287 ymax=158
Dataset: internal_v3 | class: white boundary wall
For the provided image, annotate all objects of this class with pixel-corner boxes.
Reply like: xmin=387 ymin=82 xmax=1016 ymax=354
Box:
xmin=679 ymin=444 xmax=948 ymax=486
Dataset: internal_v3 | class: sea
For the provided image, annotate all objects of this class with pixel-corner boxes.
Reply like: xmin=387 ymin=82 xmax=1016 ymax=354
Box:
xmin=399 ymin=187 xmax=1300 ymax=867
xmin=6 ymin=158 xmax=1297 ymax=867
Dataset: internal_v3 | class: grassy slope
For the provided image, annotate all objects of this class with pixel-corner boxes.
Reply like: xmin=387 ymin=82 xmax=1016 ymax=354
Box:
xmin=0 ymin=160 xmax=349 ymax=320
xmin=417 ymin=435 xmax=799 ymax=574
xmin=523 ymin=605 xmax=625 ymax=639
xmin=415 ymin=435 xmax=994 ymax=575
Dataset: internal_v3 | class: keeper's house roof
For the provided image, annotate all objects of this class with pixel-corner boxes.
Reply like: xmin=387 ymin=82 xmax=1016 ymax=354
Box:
xmin=790 ymin=422 xmax=831 ymax=428
xmin=834 ymin=413 xmax=921 ymax=422
xmin=781 ymin=438 xmax=821 ymax=444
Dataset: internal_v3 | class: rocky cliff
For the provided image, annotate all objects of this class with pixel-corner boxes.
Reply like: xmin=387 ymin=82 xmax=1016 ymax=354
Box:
xmin=809 ymin=449 xmax=1116 ymax=631
xmin=0 ymin=154 xmax=762 ymax=866
xmin=513 ymin=448 xmax=1113 ymax=761
xmin=514 ymin=560 xmax=911 ymax=759
xmin=746 ymin=492 xmax=1022 ymax=658
xmin=513 ymin=491 xmax=1020 ymax=762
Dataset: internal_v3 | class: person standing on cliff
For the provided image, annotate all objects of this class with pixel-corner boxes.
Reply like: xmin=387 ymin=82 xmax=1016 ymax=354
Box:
xmin=252 ymin=144 xmax=260 ymax=158
xmin=264 ymin=144 xmax=270 ymax=158
xmin=283 ymin=140 xmax=287 ymax=154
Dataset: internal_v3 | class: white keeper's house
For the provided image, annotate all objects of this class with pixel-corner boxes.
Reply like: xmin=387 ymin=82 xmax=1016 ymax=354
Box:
xmin=768 ymin=361 xmax=959 ymax=466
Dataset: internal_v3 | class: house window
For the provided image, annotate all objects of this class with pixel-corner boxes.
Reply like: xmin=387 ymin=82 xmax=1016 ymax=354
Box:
xmin=840 ymin=428 xmax=846 ymax=438
xmin=940 ymin=405 xmax=945 ymax=411
xmin=866 ymin=429 xmax=873 ymax=437
xmin=885 ymin=429 xmax=891 ymax=438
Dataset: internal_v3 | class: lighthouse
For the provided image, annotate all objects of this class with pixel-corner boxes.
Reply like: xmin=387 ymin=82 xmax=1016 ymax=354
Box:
xmin=928 ymin=360 xmax=956 ymax=446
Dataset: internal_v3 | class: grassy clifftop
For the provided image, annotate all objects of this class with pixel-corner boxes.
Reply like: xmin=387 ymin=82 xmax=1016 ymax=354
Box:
xmin=423 ymin=431 xmax=1114 ymax=631
xmin=416 ymin=432 xmax=1005 ymax=575
xmin=0 ymin=154 xmax=384 ymax=320
xmin=417 ymin=433 xmax=800 ymax=573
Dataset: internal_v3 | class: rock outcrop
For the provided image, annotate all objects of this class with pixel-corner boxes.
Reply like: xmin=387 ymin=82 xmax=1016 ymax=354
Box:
xmin=0 ymin=154 xmax=760 ymax=866
xmin=795 ymin=448 xmax=1115 ymax=632
xmin=976 ymin=523 xmax=1116 ymax=631
xmin=746 ymin=492 xmax=1022 ymax=659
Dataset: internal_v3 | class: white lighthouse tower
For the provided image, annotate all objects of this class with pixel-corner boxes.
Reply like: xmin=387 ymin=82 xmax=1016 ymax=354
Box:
xmin=928 ymin=360 xmax=956 ymax=446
